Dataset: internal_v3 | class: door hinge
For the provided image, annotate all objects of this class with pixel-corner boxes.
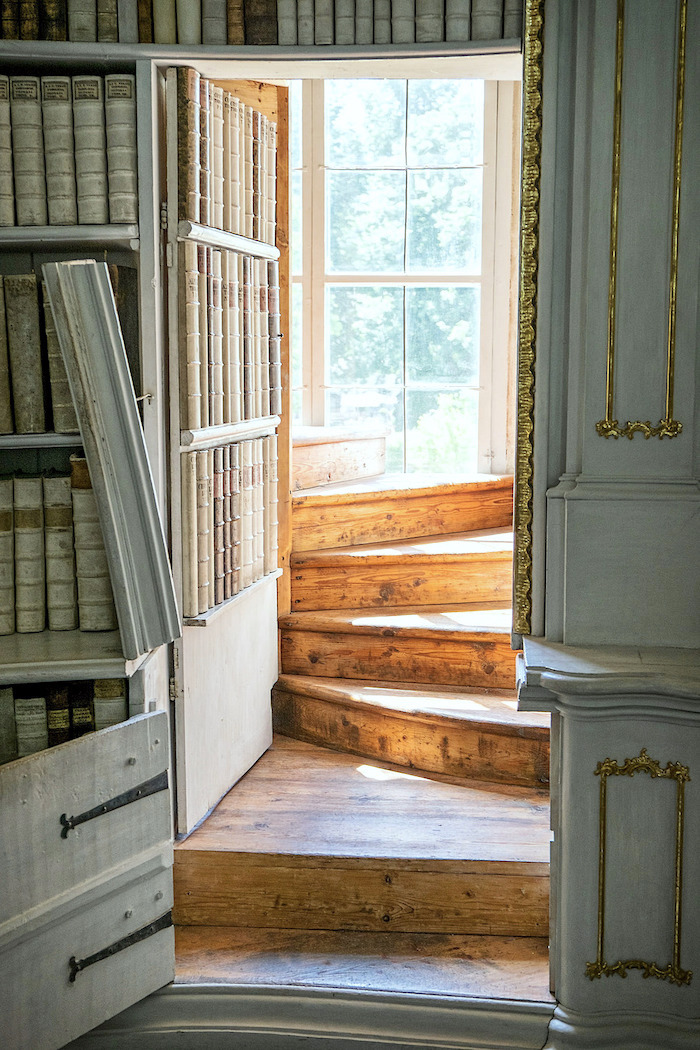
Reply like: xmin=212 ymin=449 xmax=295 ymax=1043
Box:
xmin=169 ymin=676 xmax=178 ymax=702
xmin=165 ymin=241 xmax=174 ymax=268
xmin=160 ymin=202 xmax=168 ymax=230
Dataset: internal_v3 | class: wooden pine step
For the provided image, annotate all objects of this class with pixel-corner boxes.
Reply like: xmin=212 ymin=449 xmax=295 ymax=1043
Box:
xmin=279 ymin=605 xmax=517 ymax=689
xmin=292 ymin=473 xmax=513 ymax=551
xmin=292 ymin=426 xmax=387 ymax=491
xmin=174 ymin=737 xmax=550 ymax=937
xmin=175 ymin=926 xmax=552 ymax=1001
xmin=291 ymin=529 xmax=513 ymax=611
xmin=272 ymin=675 xmax=549 ymax=787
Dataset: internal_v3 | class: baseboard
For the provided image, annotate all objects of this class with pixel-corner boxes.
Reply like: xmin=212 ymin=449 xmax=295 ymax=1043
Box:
xmin=544 ymin=1004 xmax=700 ymax=1050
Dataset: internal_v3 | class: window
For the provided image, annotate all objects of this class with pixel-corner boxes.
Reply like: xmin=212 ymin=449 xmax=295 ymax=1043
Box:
xmin=291 ymin=76 xmax=521 ymax=475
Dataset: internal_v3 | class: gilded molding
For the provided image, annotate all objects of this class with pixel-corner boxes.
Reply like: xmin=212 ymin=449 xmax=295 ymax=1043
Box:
xmin=513 ymin=0 xmax=544 ymax=636
xmin=586 ymin=748 xmax=692 ymax=988
xmin=596 ymin=0 xmax=686 ymax=440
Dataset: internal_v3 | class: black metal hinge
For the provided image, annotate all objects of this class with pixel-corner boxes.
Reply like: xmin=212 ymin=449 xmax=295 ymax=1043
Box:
xmin=60 ymin=769 xmax=169 ymax=838
xmin=69 ymin=911 xmax=173 ymax=983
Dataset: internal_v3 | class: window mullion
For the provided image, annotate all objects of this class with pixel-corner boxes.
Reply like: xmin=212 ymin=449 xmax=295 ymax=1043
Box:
xmin=477 ymin=80 xmax=499 ymax=473
xmin=304 ymin=80 xmax=326 ymax=426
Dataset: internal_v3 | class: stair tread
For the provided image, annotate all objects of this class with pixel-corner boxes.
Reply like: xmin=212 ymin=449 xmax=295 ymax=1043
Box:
xmin=275 ymin=674 xmax=549 ymax=732
xmin=177 ymin=736 xmax=550 ymax=868
xmin=280 ymin=604 xmax=513 ymax=639
xmin=174 ymin=926 xmax=553 ymax=1002
xmin=294 ymin=472 xmax=513 ymax=503
xmin=292 ymin=528 xmax=514 ymax=566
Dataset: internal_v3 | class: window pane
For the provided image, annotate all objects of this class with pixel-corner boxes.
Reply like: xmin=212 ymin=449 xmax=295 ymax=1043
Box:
xmin=406 ymin=388 xmax=479 ymax=473
xmin=407 ymin=80 xmax=484 ymax=167
xmin=290 ymin=80 xmax=303 ymax=170
xmin=327 ymin=285 xmax=403 ymax=385
xmin=291 ymin=282 xmax=303 ymax=424
xmin=406 ymin=169 xmax=482 ymax=272
xmin=327 ymin=171 xmax=406 ymax=273
xmin=291 ymin=169 xmax=303 ymax=274
xmin=327 ymin=385 xmax=404 ymax=473
xmin=325 ymin=80 xmax=406 ymax=168
xmin=406 ymin=286 xmax=480 ymax=385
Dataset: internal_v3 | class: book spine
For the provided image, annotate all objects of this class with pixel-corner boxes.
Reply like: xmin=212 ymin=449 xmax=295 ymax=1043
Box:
xmin=276 ymin=0 xmax=295 ymax=44
xmin=15 ymin=694 xmax=48 ymax=756
xmin=222 ymin=442 xmax=232 ymax=599
xmin=42 ymin=281 xmax=79 ymax=434
xmin=391 ymin=0 xmax=415 ymax=42
xmin=267 ymin=259 xmax=282 ymax=417
xmin=296 ymin=0 xmax=312 ymax=43
xmin=4 ymin=274 xmax=45 ymax=434
xmin=258 ymin=258 xmax=270 ymax=417
xmin=415 ymin=0 xmax=444 ymax=42
xmin=226 ymin=0 xmax=244 ymax=42
xmin=230 ymin=96 xmax=241 ymax=237
xmin=355 ymin=0 xmax=372 ymax=43
xmin=69 ymin=679 xmax=94 ymax=737
xmin=10 ymin=77 xmax=47 ymax=227
xmin=181 ymin=450 xmax=198 ymax=617
xmin=97 ymin=0 xmax=118 ymax=39
xmin=445 ymin=0 xmax=470 ymax=41
xmin=40 ymin=0 xmax=68 ymax=39
xmin=266 ymin=119 xmax=276 ymax=244
xmin=253 ymin=437 xmax=264 ymax=580
xmin=199 ymin=77 xmax=211 ymax=227
xmin=73 ymin=75 xmax=109 ymax=225
xmin=1 ymin=0 xmax=20 ymax=38
xmin=241 ymin=254 xmax=253 ymax=419
xmin=137 ymin=0 xmax=153 ymax=40
xmin=152 ymin=0 xmax=176 ymax=41
xmin=240 ymin=439 xmax=253 ymax=589
xmin=105 ymin=73 xmax=138 ymax=224
xmin=209 ymin=248 xmax=224 ymax=426
xmin=221 ymin=250 xmax=231 ymax=422
xmin=210 ymin=85 xmax=224 ymax=230
xmin=229 ymin=441 xmax=241 ymax=594
xmin=373 ymin=0 xmax=391 ymax=43
xmin=252 ymin=109 xmax=262 ymax=240
xmin=176 ymin=67 xmax=201 ymax=224
xmin=14 ymin=476 xmax=45 ymax=633
xmin=470 ymin=0 xmax=502 ymax=40
xmin=335 ymin=0 xmax=354 ymax=44
xmin=0 ymin=278 xmax=14 ymax=433
xmin=201 ymin=0 xmax=226 ymax=42
xmin=314 ymin=0 xmax=332 ymax=43
xmin=236 ymin=96 xmax=246 ymax=236
xmin=0 ymin=77 xmax=14 ymax=226
xmin=93 ymin=677 xmax=128 ymax=730
xmin=19 ymin=0 xmax=40 ymax=37
xmin=67 ymin=0 xmax=97 ymax=39
xmin=213 ymin=445 xmax=225 ymax=604
xmin=177 ymin=0 xmax=201 ymax=42
xmin=46 ymin=682 xmax=71 ymax=745
xmin=502 ymin=0 xmax=521 ymax=38
xmin=41 ymin=76 xmax=78 ymax=226
xmin=244 ymin=0 xmax=277 ymax=43
xmin=243 ymin=104 xmax=253 ymax=238
xmin=181 ymin=240 xmax=202 ymax=431
xmin=197 ymin=245 xmax=210 ymax=427
xmin=263 ymin=432 xmax=278 ymax=575
xmin=43 ymin=474 xmax=78 ymax=631
xmin=195 ymin=449 xmax=210 ymax=613
xmin=252 ymin=258 xmax=262 ymax=417
xmin=71 ymin=455 xmax=118 ymax=632
xmin=0 ymin=686 xmax=17 ymax=763
xmin=116 ymin=0 xmax=138 ymax=39
xmin=228 ymin=250 xmax=242 ymax=422
xmin=222 ymin=91 xmax=232 ymax=233
xmin=0 ymin=478 xmax=15 ymax=636
xmin=206 ymin=447 xmax=215 ymax=608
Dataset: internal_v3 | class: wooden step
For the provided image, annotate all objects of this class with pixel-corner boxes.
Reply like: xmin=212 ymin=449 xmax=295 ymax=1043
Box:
xmin=272 ymin=675 xmax=549 ymax=787
xmin=279 ymin=605 xmax=517 ymax=689
xmin=292 ymin=474 xmax=514 ymax=551
xmin=292 ymin=426 xmax=387 ymax=491
xmin=175 ymin=926 xmax=552 ymax=1001
xmin=291 ymin=529 xmax=513 ymax=611
xmin=174 ymin=737 xmax=550 ymax=937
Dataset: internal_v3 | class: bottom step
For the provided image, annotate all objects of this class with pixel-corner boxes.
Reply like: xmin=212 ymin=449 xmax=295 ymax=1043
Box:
xmin=175 ymin=926 xmax=552 ymax=1001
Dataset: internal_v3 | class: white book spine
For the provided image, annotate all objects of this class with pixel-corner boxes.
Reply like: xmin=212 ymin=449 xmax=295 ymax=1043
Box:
xmin=197 ymin=244 xmax=210 ymax=428
xmin=241 ymin=255 xmax=253 ymax=419
xmin=254 ymin=113 xmax=266 ymax=243
xmin=199 ymin=78 xmax=211 ymax=227
xmin=177 ymin=0 xmax=202 ymax=42
xmin=229 ymin=442 xmax=241 ymax=595
xmin=335 ymin=0 xmax=355 ymax=44
xmin=243 ymin=105 xmax=253 ymax=240
xmin=68 ymin=0 xmax=97 ymax=41
xmin=0 ymin=278 xmax=13 ymax=433
xmin=206 ymin=447 xmax=215 ymax=608
xmin=181 ymin=450 xmax=198 ymax=618
xmin=228 ymin=252 xmax=241 ymax=423
xmin=277 ymin=0 xmax=297 ymax=44
xmin=210 ymin=85 xmax=224 ymax=230
xmin=14 ymin=476 xmax=45 ymax=634
xmin=213 ymin=445 xmax=225 ymax=604
xmin=209 ymin=249 xmax=224 ymax=427
xmin=0 ymin=686 xmax=16 ymax=763
xmin=297 ymin=0 xmax=314 ymax=44
xmin=71 ymin=485 xmax=118 ymax=631
xmin=221 ymin=251 xmax=231 ymax=423
xmin=267 ymin=260 xmax=282 ymax=417
xmin=253 ymin=438 xmax=264 ymax=581
xmin=153 ymin=0 xmax=177 ymax=41
xmin=117 ymin=0 xmax=139 ymax=40
xmin=182 ymin=241 xmax=202 ymax=431
xmin=266 ymin=120 xmax=277 ymax=245
xmin=0 ymin=479 xmax=14 ymax=636
xmin=41 ymin=77 xmax=78 ymax=226
xmin=470 ymin=0 xmax=502 ymax=39
xmin=222 ymin=443 xmax=232 ymax=600
xmin=15 ymin=695 xmax=48 ymax=757
xmin=355 ymin=0 xmax=373 ymax=43
xmin=263 ymin=432 xmax=278 ymax=576
xmin=445 ymin=0 xmax=470 ymax=39
xmin=93 ymin=684 xmax=128 ymax=730
xmin=195 ymin=449 xmax=211 ymax=614
xmin=43 ymin=474 xmax=78 ymax=632
xmin=373 ymin=0 xmax=391 ymax=43
xmin=222 ymin=92 xmax=232 ymax=233
xmin=252 ymin=259 xmax=262 ymax=418
xmin=97 ymin=0 xmax=119 ymax=41
xmin=240 ymin=440 xmax=254 ymax=589
xmin=4 ymin=274 xmax=45 ymax=435
xmin=415 ymin=0 xmax=445 ymax=41
xmin=230 ymin=96 xmax=241 ymax=235
xmin=258 ymin=260 xmax=270 ymax=418
xmin=391 ymin=0 xmax=416 ymax=42
xmin=0 ymin=77 xmax=14 ymax=226
xmin=42 ymin=281 xmax=79 ymax=434
xmin=202 ymin=0 xmax=227 ymax=42
xmin=72 ymin=75 xmax=109 ymax=225
xmin=503 ymin=0 xmax=522 ymax=37
xmin=105 ymin=74 xmax=138 ymax=224
xmin=315 ymin=0 xmax=334 ymax=43
xmin=10 ymin=77 xmax=47 ymax=227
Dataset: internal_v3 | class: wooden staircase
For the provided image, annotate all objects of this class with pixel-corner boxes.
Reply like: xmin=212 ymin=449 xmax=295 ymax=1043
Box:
xmin=174 ymin=474 xmax=552 ymax=1001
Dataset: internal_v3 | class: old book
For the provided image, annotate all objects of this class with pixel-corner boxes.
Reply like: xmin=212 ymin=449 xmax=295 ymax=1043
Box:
xmin=93 ymin=677 xmax=128 ymax=730
xmin=334 ymin=0 xmax=354 ymax=44
xmin=176 ymin=67 xmax=201 ymax=224
xmin=67 ymin=0 xmax=97 ymax=39
xmin=0 ymin=76 xmax=14 ymax=226
xmin=10 ymin=77 xmax=47 ymax=226
xmin=14 ymin=692 xmax=48 ymax=756
xmin=205 ymin=447 xmax=214 ymax=607
xmin=222 ymin=443 xmax=232 ymax=599
xmin=257 ymin=259 xmax=270 ymax=417
xmin=43 ymin=473 xmax=78 ymax=631
xmin=251 ymin=109 xmax=262 ymax=241
xmin=73 ymin=75 xmax=109 ymax=225
xmin=221 ymin=251 xmax=231 ymax=421
xmin=276 ymin=0 xmax=295 ymax=44
xmin=0 ymin=278 xmax=14 ymax=433
xmin=265 ymin=118 xmax=276 ymax=244
xmin=226 ymin=0 xmax=244 ymax=42
xmin=267 ymin=259 xmax=282 ymax=416
xmin=202 ymin=0 xmax=225 ymax=41
xmin=105 ymin=74 xmax=138 ymax=223
xmin=229 ymin=441 xmax=241 ymax=594
xmin=116 ymin=0 xmax=138 ymax=39
xmin=137 ymin=0 xmax=152 ymax=40
xmin=391 ymin=0 xmax=415 ymax=41
xmin=46 ymin=682 xmax=71 ymax=746
xmin=197 ymin=244 xmax=210 ymax=428
xmin=243 ymin=104 xmax=253 ymax=238
xmin=313 ymin=0 xmax=332 ymax=43
xmin=209 ymin=248 xmax=224 ymax=426
xmin=69 ymin=679 xmax=94 ymax=736
xmin=236 ymin=96 xmax=246 ymax=235
xmin=0 ymin=478 xmax=15 ymax=635
xmin=181 ymin=241 xmax=202 ymax=431
xmin=239 ymin=439 xmax=253 ymax=589
xmin=445 ymin=0 xmax=469 ymax=39
xmin=252 ymin=437 xmax=264 ymax=580
xmin=373 ymin=0 xmax=390 ymax=42
xmin=153 ymin=0 xmax=176 ymax=40
xmin=0 ymin=686 xmax=16 ymax=763
xmin=19 ymin=0 xmax=40 ymax=36
xmin=97 ymin=0 xmax=117 ymax=38
xmin=222 ymin=92 xmax=232 ymax=232
xmin=70 ymin=455 xmax=118 ymax=632
xmin=227 ymin=250 xmax=242 ymax=421
xmin=416 ymin=0 xmax=443 ymax=41
xmin=470 ymin=0 xmax=500 ymax=39
xmin=195 ymin=449 xmax=210 ymax=614
xmin=355 ymin=0 xmax=371 ymax=43
xmin=213 ymin=445 xmax=225 ymax=604
xmin=1 ymin=0 xmax=20 ymax=38
xmin=40 ymin=0 xmax=68 ymax=38
xmin=251 ymin=259 xmax=262 ymax=417
xmin=42 ymin=281 xmax=79 ymax=434
xmin=199 ymin=76 xmax=212 ymax=227
xmin=210 ymin=85 xmax=224 ymax=229
xmin=108 ymin=263 xmax=140 ymax=390
xmin=14 ymin=475 xmax=45 ymax=633
xmin=4 ymin=273 xmax=46 ymax=434
xmin=296 ymin=0 xmax=312 ymax=43
xmin=503 ymin=0 xmax=521 ymax=37
xmin=263 ymin=432 xmax=278 ymax=575
xmin=41 ymin=76 xmax=78 ymax=226
xmin=176 ymin=0 xmax=200 ymax=42
xmin=241 ymin=254 xmax=254 ymax=419
xmin=244 ymin=0 xmax=277 ymax=43
xmin=181 ymin=450 xmax=198 ymax=617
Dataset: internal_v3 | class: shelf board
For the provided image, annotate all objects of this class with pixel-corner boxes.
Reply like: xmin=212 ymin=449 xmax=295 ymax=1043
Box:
xmin=183 ymin=569 xmax=282 ymax=628
xmin=178 ymin=221 xmax=280 ymax=260
xmin=0 ymin=433 xmax=82 ymax=449
xmin=0 ymin=630 xmax=148 ymax=685
xmin=0 ymin=224 xmax=139 ymax=252
xmin=180 ymin=415 xmax=280 ymax=451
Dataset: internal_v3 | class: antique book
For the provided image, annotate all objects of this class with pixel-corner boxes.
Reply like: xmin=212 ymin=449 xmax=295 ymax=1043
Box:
xmin=244 ymin=0 xmax=277 ymax=43
xmin=9 ymin=76 xmax=47 ymax=226
xmin=251 ymin=109 xmax=262 ymax=240
xmin=391 ymin=0 xmax=415 ymax=42
xmin=14 ymin=692 xmax=48 ymax=756
xmin=265 ymin=119 xmax=276 ymax=244
xmin=213 ymin=445 xmax=225 ymax=605
xmin=221 ymin=443 xmax=232 ymax=599
xmin=137 ymin=0 xmax=152 ymax=39
xmin=69 ymin=679 xmax=94 ymax=736
xmin=199 ymin=76 xmax=212 ymax=227
xmin=205 ymin=447 xmax=215 ymax=607
xmin=19 ymin=0 xmax=40 ymax=36
xmin=41 ymin=76 xmax=78 ymax=226
xmin=73 ymin=75 xmax=109 ymax=225
xmin=355 ymin=0 xmax=372 ymax=43
xmin=227 ymin=250 xmax=242 ymax=421
xmin=445 ymin=0 xmax=470 ymax=40
xmin=176 ymin=67 xmax=201 ymax=224
xmin=181 ymin=241 xmax=202 ymax=431
xmin=314 ymin=0 xmax=332 ymax=43
xmin=4 ymin=273 xmax=46 ymax=434
xmin=40 ymin=0 xmax=68 ymax=39
xmin=105 ymin=74 xmax=138 ymax=223
xmin=263 ymin=432 xmax=278 ymax=575
xmin=257 ymin=258 xmax=270 ymax=417
xmin=267 ymin=259 xmax=282 ymax=417
xmin=226 ymin=0 xmax=244 ymax=43
xmin=251 ymin=259 xmax=262 ymax=417
xmin=237 ymin=97 xmax=246 ymax=235
xmin=1 ymin=0 xmax=20 ymax=38
xmin=416 ymin=0 xmax=443 ymax=41
xmin=296 ymin=0 xmax=312 ymax=44
xmin=71 ymin=454 xmax=118 ymax=632
xmin=197 ymin=244 xmax=210 ymax=428
xmin=46 ymin=682 xmax=71 ymax=746
xmin=276 ymin=0 xmax=295 ymax=44
xmin=241 ymin=254 xmax=254 ymax=419
xmin=116 ymin=0 xmax=138 ymax=39
xmin=0 ymin=278 xmax=14 ymax=433
xmin=43 ymin=473 xmax=78 ymax=631
xmin=210 ymin=85 xmax=225 ymax=229
xmin=239 ymin=439 xmax=254 ymax=589
xmin=470 ymin=0 xmax=501 ymax=39
xmin=0 ymin=686 xmax=16 ymax=763
xmin=229 ymin=440 xmax=241 ymax=595
xmin=221 ymin=251 xmax=231 ymax=422
xmin=0 ymin=76 xmax=14 ymax=226
xmin=373 ymin=0 xmax=391 ymax=43
xmin=334 ymin=0 xmax=354 ymax=44
xmin=222 ymin=92 xmax=232 ymax=232
xmin=152 ymin=0 xmax=176 ymax=41
xmin=243 ymin=104 xmax=254 ymax=239
xmin=176 ymin=0 xmax=201 ymax=42
xmin=93 ymin=677 xmax=128 ymax=730
xmin=503 ymin=0 xmax=521 ymax=37
xmin=195 ymin=449 xmax=211 ymax=614
xmin=67 ymin=0 xmax=97 ymax=39
xmin=202 ymin=0 xmax=226 ymax=42
xmin=14 ymin=475 xmax=45 ymax=633
xmin=97 ymin=0 xmax=118 ymax=39
xmin=0 ymin=478 xmax=15 ymax=635
xmin=209 ymin=248 xmax=224 ymax=426
xmin=181 ymin=450 xmax=198 ymax=617
xmin=252 ymin=437 xmax=264 ymax=580
xmin=42 ymin=281 xmax=79 ymax=433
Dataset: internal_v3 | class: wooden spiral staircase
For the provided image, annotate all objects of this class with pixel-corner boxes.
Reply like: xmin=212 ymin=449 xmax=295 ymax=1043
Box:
xmin=174 ymin=473 xmax=552 ymax=1000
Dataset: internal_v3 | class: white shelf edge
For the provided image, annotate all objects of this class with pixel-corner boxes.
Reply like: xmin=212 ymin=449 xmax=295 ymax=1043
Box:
xmin=0 ymin=630 xmax=149 ymax=685
xmin=0 ymin=432 xmax=82 ymax=449
xmin=183 ymin=569 xmax=282 ymax=628
xmin=178 ymin=221 xmax=280 ymax=260
xmin=180 ymin=415 xmax=280 ymax=450
xmin=0 ymin=224 xmax=140 ymax=251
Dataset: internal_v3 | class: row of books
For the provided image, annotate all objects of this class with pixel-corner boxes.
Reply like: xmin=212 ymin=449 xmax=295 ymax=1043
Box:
xmin=0 ymin=678 xmax=128 ymax=764
xmin=0 ymin=74 xmax=137 ymax=228
xmin=0 ymin=459 xmax=117 ymax=636
xmin=181 ymin=435 xmax=278 ymax=618
xmin=180 ymin=245 xmax=282 ymax=432
xmin=176 ymin=68 xmax=277 ymax=243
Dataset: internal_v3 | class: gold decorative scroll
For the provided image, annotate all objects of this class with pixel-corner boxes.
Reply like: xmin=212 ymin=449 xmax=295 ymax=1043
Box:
xmin=596 ymin=0 xmax=686 ymax=440
xmin=586 ymin=748 xmax=692 ymax=987
xmin=513 ymin=0 xmax=544 ymax=636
